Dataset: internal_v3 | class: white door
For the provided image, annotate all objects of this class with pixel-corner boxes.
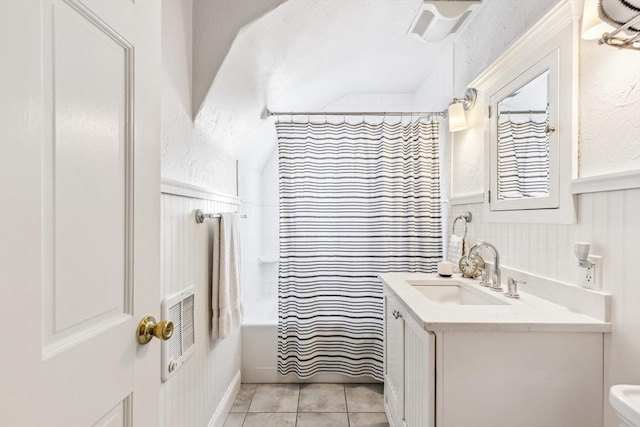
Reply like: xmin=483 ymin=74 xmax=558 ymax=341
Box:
xmin=0 ymin=0 xmax=161 ymax=425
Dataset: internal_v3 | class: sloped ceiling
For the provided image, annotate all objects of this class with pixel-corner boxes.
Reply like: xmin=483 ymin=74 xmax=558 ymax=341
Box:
xmin=194 ymin=0 xmax=452 ymax=172
xmin=192 ymin=0 xmax=286 ymax=115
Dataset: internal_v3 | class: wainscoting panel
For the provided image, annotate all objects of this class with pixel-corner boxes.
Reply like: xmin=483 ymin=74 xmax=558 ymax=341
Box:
xmin=449 ymin=187 xmax=640 ymax=425
xmin=160 ymin=192 xmax=241 ymax=427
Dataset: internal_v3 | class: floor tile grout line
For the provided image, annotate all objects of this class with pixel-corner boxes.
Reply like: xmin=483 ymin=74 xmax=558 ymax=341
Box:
xmin=240 ymin=384 xmax=253 ymax=427
xmin=343 ymin=384 xmax=351 ymax=427
xmin=294 ymin=382 xmax=301 ymax=427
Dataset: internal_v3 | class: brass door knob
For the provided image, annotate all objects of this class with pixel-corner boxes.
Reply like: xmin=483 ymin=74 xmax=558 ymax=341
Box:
xmin=137 ymin=315 xmax=174 ymax=345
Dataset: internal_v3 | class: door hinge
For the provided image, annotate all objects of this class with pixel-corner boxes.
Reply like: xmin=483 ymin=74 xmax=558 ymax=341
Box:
xmin=488 ymin=190 xmax=491 ymax=202
xmin=488 ymin=106 xmax=492 ymax=119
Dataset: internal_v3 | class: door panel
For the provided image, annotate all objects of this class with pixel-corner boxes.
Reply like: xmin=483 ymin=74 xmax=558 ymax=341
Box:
xmin=0 ymin=0 xmax=160 ymax=425
xmin=91 ymin=397 xmax=132 ymax=427
xmin=43 ymin=0 xmax=133 ymax=348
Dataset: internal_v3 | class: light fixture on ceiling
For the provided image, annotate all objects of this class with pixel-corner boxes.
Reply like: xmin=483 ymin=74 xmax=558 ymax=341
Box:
xmin=448 ymin=88 xmax=477 ymax=133
xmin=408 ymin=1 xmax=481 ymax=43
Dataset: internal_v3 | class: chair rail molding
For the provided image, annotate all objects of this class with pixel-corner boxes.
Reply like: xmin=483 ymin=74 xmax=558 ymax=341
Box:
xmin=571 ymin=170 xmax=640 ymax=195
xmin=161 ymin=178 xmax=241 ymax=204
xmin=450 ymin=193 xmax=484 ymax=206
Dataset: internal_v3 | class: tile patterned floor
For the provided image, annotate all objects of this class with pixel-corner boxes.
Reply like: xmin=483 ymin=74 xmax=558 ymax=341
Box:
xmin=225 ymin=383 xmax=389 ymax=427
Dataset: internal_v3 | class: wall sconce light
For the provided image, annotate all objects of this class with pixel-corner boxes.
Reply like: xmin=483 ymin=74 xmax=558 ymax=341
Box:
xmin=448 ymin=88 xmax=477 ymax=132
xmin=581 ymin=0 xmax=615 ymax=40
xmin=581 ymin=0 xmax=640 ymax=50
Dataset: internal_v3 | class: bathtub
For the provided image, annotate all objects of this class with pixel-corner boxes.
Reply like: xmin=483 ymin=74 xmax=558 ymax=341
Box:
xmin=241 ymin=294 xmax=375 ymax=383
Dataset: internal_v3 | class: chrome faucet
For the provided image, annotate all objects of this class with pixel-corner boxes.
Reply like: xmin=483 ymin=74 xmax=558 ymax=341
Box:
xmin=468 ymin=242 xmax=502 ymax=292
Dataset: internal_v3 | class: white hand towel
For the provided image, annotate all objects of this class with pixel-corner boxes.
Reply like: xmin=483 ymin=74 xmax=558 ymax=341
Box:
xmin=448 ymin=234 xmax=467 ymax=273
xmin=211 ymin=212 xmax=243 ymax=339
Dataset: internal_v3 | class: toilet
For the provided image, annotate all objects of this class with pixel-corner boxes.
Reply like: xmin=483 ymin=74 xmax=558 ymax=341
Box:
xmin=610 ymin=385 xmax=640 ymax=427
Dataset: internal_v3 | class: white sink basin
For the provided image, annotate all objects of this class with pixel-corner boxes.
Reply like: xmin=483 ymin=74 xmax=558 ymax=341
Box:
xmin=406 ymin=279 xmax=508 ymax=306
xmin=610 ymin=385 xmax=640 ymax=427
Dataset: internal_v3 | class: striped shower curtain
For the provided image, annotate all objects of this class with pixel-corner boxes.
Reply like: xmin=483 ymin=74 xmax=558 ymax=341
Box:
xmin=276 ymin=119 xmax=442 ymax=380
xmin=497 ymin=118 xmax=550 ymax=199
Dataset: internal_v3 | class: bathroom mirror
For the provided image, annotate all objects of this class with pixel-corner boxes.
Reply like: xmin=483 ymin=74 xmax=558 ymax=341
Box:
xmin=493 ymin=67 xmax=555 ymax=208
xmin=471 ymin=1 xmax=577 ymax=224
xmin=496 ymin=71 xmax=550 ymax=202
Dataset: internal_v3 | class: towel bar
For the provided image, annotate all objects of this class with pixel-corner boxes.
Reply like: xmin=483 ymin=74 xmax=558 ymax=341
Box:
xmin=195 ymin=209 xmax=247 ymax=224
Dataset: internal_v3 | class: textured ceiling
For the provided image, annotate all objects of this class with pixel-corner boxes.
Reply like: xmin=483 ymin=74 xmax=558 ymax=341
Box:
xmin=194 ymin=0 xmax=452 ymax=172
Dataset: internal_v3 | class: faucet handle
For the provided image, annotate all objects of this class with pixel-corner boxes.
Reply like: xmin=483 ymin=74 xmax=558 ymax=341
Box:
xmin=490 ymin=269 xmax=503 ymax=292
xmin=505 ymin=277 xmax=525 ymax=299
xmin=479 ymin=267 xmax=491 ymax=287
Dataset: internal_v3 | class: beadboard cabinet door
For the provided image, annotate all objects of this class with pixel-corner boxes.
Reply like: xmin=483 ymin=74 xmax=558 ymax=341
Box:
xmin=384 ymin=295 xmax=405 ymax=426
xmin=403 ymin=312 xmax=435 ymax=427
xmin=384 ymin=293 xmax=436 ymax=427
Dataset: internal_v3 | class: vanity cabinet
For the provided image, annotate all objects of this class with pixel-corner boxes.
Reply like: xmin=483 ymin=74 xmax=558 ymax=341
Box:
xmin=384 ymin=294 xmax=435 ymax=427
xmin=383 ymin=288 xmax=604 ymax=427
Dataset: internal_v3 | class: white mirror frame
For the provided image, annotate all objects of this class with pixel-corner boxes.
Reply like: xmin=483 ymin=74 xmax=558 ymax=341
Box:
xmin=490 ymin=52 xmax=558 ymax=211
xmin=470 ymin=0 xmax=581 ymax=224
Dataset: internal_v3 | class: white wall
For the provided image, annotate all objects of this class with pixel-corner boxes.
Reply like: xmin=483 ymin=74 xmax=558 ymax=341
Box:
xmin=160 ymin=1 xmax=256 ymax=425
xmin=412 ymin=1 xmax=640 ymax=425
xmin=260 ymin=149 xmax=280 ymax=300
xmin=238 ymin=166 xmax=263 ymax=311
xmin=160 ymin=193 xmax=241 ymax=427
xmin=579 ymin=41 xmax=640 ymax=176
xmin=160 ymin=0 xmax=238 ymax=196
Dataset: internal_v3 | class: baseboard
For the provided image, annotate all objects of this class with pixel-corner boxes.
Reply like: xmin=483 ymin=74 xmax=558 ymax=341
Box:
xmin=384 ymin=396 xmax=399 ymax=427
xmin=208 ymin=369 xmax=241 ymax=427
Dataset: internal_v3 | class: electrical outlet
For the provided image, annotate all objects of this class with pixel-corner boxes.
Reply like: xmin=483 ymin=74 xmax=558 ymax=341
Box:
xmin=588 ymin=255 xmax=602 ymax=290
xmin=579 ymin=255 xmax=602 ymax=290
xmin=579 ymin=265 xmax=592 ymax=288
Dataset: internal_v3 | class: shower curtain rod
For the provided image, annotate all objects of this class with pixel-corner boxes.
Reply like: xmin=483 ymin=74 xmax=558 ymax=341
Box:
xmin=266 ymin=109 xmax=447 ymax=118
xmin=499 ymin=109 xmax=547 ymax=115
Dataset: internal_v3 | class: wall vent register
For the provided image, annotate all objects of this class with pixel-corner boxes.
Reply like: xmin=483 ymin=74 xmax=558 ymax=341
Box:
xmin=161 ymin=285 xmax=196 ymax=382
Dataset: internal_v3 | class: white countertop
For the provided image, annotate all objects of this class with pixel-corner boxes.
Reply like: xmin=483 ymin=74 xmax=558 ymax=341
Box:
xmin=379 ymin=273 xmax=612 ymax=333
